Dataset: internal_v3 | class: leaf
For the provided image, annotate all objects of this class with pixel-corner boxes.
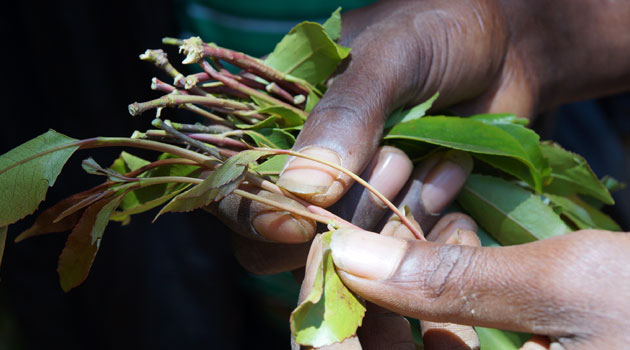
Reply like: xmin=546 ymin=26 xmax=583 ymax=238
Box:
xmin=468 ymin=114 xmax=529 ymax=126
xmin=291 ymin=231 xmax=366 ymax=347
xmin=600 ymin=175 xmax=626 ymax=194
xmin=15 ymin=186 xmax=107 ymax=242
xmin=474 ymin=123 xmax=548 ymax=191
xmin=120 ymin=151 xmax=150 ymax=171
xmin=235 ymin=116 xmax=279 ymax=130
xmin=0 ymin=226 xmax=7 ymax=270
xmin=541 ymin=142 xmax=614 ymax=205
xmin=546 ymin=194 xmax=621 ymax=231
xmin=304 ymin=89 xmax=320 ymax=113
xmin=322 ymin=7 xmax=342 ymax=41
xmin=110 ymin=186 xmax=189 ymax=221
xmin=57 ymin=194 xmax=123 ymax=292
xmin=251 ymin=155 xmax=289 ymax=176
xmin=475 ymin=327 xmax=530 ymax=350
xmin=384 ymin=92 xmax=439 ymax=129
xmin=157 ymin=150 xmax=274 ymax=217
xmin=258 ymin=106 xmax=305 ymax=127
xmin=265 ymin=21 xmax=351 ymax=86
xmin=385 ymin=116 xmax=545 ymax=191
xmin=0 ymin=130 xmax=79 ymax=227
xmin=457 ymin=174 xmax=571 ymax=245
xmin=81 ymin=157 xmax=127 ymax=181
xmin=244 ymin=128 xmax=295 ymax=149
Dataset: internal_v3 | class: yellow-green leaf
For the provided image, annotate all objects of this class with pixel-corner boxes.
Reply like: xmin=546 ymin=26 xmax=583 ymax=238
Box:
xmin=291 ymin=231 xmax=366 ymax=347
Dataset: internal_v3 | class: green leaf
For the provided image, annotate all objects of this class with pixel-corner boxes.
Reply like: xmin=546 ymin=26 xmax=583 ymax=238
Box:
xmin=258 ymin=106 xmax=305 ymax=127
xmin=265 ymin=21 xmax=351 ymax=86
xmin=291 ymin=231 xmax=366 ymax=347
xmin=244 ymin=128 xmax=295 ymax=149
xmin=457 ymin=174 xmax=571 ymax=245
xmin=119 ymin=151 xmax=150 ymax=171
xmin=600 ymin=175 xmax=626 ymax=194
xmin=304 ymin=89 xmax=320 ymax=113
xmin=475 ymin=327 xmax=530 ymax=350
xmin=252 ymin=155 xmax=289 ymax=176
xmin=384 ymin=92 xmax=439 ymax=129
xmin=157 ymin=150 xmax=274 ymax=217
xmin=0 ymin=130 xmax=79 ymax=227
xmin=474 ymin=123 xmax=548 ymax=191
xmin=81 ymin=157 xmax=127 ymax=181
xmin=468 ymin=114 xmax=529 ymax=125
xmin=235 ymin=116 xmax=279 ymax=130
xmin=385 ymin=116 xmax=545 ymax=191
xmin=57 ymin=194 xmax=123 ymax=292
xmin=15 ymin=186 xmax=107 ymax=242
xmin=110 ymin=186 xmax=190 ymax=221
xmin=0 ymin=226 xmax=7 ymax=271
xmin=322 ymin=7 xmax=342 ymax=41
xmin=546 ymin=194 xmax=621 ymax=231
xmin=541 ymin=142 xmax=614 ymax=205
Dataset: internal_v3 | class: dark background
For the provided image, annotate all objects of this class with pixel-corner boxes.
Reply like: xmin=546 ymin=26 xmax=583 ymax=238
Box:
xmin=1 ymin=1 xmax=628 ymax=349
xmin=0 ymin=1 xmax=296 ymax=349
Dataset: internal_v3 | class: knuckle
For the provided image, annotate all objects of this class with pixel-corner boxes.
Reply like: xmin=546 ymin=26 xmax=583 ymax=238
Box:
xmin=419 ymin=244 xmax=477 ymax=300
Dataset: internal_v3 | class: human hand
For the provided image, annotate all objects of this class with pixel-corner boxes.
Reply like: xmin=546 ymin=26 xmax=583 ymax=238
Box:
xmin=329 ymin=227 xmax=630 ymax=349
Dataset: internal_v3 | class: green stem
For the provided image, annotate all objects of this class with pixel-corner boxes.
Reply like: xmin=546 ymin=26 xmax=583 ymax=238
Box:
xmin=128 ymin=94 xmax=251 ymax=116
xmin=233 ymin=189 xmax=338 ymax=227
xmin=257 ymin=148 xmax=426 ymax=240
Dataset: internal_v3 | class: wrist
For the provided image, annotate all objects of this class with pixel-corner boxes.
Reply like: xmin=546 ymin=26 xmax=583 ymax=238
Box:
xmin=500 ymin=0 xmax=630 ymax=111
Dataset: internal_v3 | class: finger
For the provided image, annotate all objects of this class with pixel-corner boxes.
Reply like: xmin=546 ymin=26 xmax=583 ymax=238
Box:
xmin=421 ymin=214 xmax=480 ymax=350
xmin=205 ymin=184 xmax=316 ymax=243
xmin=275 ymin=15 xmax=432 ymax=209
xmin=330 ymin=229 xmax=626 ymax=336
xmin=519 ymin=335 xmax=550 ymax=350
xmin=379 ymin=150 xmax=473 ymax=235
xmin=356 ymin=303 xmax=415 ymax=350
xmin=332 ymin=146 xmax=413 ymax=230
xmin=231 ymin=233 xmax=311 ymax=275
xmin=230 ymin=147 xmax=412 ymax=275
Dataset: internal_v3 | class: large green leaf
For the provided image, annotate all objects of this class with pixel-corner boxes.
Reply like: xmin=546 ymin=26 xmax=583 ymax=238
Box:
xmin=457 ymin=175 xmax=571 ymax=245
xmin=265 ymin=22 xmax=351 ymax=86
xmin=546 ymin=194 xmax=621 ymax=231
xmin=57 ymin=194 xmax=123 ymax=292
xmin=0 ymin=130 xmax=79 ymax=227
xmin=291 ymin=231 xmax=366 ymax=347
xmin=541 ymin=142 xmax=613 ymax=205
xmin=251 ymin=155 xmax=288 ymax=176
xmin=384 ymin=92 xmax=438 ymax=129
xmin=157 ymin=150 xmax=273 ymax=217
xmin=475 ymin=327 xmax=530 ymax=350
xmin=385 ymin=117 xmax=545 ymax=191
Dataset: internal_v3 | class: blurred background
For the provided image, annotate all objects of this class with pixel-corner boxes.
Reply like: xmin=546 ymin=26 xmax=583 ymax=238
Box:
xmin=0 ymin=0 xmax=628 ymax=349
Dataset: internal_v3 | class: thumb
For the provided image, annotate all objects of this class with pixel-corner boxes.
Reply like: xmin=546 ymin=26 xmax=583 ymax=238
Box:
xmin=276 ymin=17 xmax=428 ymax=208
xmin=329 ymin=229 xmax=627 ymax=337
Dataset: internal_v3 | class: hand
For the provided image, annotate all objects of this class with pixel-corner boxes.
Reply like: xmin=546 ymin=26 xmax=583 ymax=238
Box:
xmin=329 ymin=227 xmax=630 ymax=349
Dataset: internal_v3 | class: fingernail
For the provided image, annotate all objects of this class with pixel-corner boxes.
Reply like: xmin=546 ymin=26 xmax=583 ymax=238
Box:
xmin=330 ymin=229 xmax=407 ymax=280
xmin=367 ymin=147 xmax=413 ymax=207
xmin=421 ymin=150 xmax=473 ymax=214
xmin=276 ymin=147 xmax=344 ymax=206
xmin=251 ymin=212 xmax=310 ymax=243
xmin=427 ymin=215 xmax=477 ymax=242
